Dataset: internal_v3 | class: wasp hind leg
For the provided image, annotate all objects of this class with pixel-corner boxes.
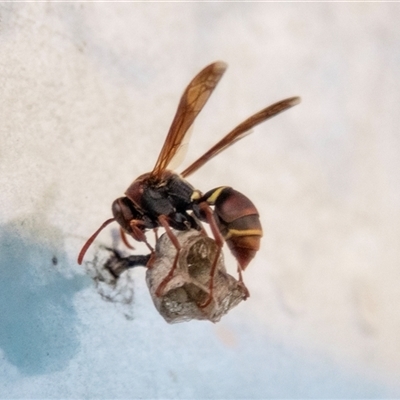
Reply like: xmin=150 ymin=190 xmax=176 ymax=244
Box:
xmin=154 ymin=215 xmax=182 ymax=297
xmin=196 ymin=201 xmax=225 ymax=308
xmin=236 ymin=264 xmax=250 ymax=299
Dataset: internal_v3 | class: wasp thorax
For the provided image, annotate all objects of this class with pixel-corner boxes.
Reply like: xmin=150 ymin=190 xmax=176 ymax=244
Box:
xmin=125 ymin=172 xmax=153 ymax=208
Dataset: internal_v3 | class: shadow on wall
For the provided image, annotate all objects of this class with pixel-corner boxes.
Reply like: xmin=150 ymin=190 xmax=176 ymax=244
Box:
xmin=0 ymin=212 xmax=89 ymax=376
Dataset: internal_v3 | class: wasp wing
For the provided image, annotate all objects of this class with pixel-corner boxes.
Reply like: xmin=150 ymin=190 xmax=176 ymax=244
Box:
xmin=151 ymin=61 xmax=227 ymax=179
xmin=165 ymin=122 xmax=194 ymax=172
xmin=181 ymin=96 xmax=301 ymax=178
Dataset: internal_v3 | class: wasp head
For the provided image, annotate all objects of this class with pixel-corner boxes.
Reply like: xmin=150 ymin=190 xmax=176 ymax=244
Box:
xmin=112 ymin=197 xmax=143 ymax=235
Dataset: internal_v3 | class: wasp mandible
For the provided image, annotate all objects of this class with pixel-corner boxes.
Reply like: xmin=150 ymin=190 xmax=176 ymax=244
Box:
xmin=78 ymin=61 xmax=300 ymax=307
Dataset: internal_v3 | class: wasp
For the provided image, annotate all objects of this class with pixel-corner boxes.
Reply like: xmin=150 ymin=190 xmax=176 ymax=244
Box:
xmin=78 ymin=61 xmax=300 ymax=307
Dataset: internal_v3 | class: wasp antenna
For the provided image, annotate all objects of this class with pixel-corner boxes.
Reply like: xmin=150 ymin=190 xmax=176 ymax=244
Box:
xmin=288 ymin=96 xmax=301 ymax=106
xmin=77 ymin=218 xmax=115 ymax=265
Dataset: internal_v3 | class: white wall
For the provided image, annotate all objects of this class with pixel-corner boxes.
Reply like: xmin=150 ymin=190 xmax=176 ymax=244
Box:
xmin=1 ymin=3 xmax=400 ymax=398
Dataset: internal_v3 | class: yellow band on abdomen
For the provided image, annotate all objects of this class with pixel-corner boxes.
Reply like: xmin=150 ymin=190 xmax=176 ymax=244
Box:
xmin=205 ymin=186 xmax=228 ymax=205
xmin=224 ymin=228 xmax=263 ymax=240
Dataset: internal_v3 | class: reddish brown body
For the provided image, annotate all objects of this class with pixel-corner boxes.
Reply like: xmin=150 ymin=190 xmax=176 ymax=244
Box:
xmin=77 ymin=61 xmax=300 ymax=308
xmin=200 ymin=187 xmax=262 ymax=271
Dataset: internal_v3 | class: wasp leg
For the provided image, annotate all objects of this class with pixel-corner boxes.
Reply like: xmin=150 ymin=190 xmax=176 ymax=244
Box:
xmin=236 ymin=263 xmax=250 ymax=299
xmin=142 ymin=228 xmax=159 ymax=269
xmin=197 ymin=201 xmax=224 ymax=308
xmin=127 ymin=219 xmax=155 ymax=270
xmin=129 ymin=220 xmax=154 ymax=253
xmin=154 ymin=215 xmax=182 ymax=297
xmin=197 ymin=219 xmax=209 ymax=237
xmin=120 ymin=227 xmax=135 ymax=250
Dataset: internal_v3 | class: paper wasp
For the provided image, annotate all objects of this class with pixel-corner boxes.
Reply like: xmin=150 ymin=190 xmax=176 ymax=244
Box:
xmin=78 ymin=61 xmax=300 ymax=307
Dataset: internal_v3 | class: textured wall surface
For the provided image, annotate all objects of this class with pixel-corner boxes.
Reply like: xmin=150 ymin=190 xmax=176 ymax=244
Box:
xmin=1 ymin=3 xmax=400 ymax=398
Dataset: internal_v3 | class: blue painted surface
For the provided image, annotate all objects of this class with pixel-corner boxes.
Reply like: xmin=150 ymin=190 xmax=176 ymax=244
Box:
xmin=0 ymin=216 xmax=88 ymax=377
xmin=0 ymin=240 xmax=392 ymax=398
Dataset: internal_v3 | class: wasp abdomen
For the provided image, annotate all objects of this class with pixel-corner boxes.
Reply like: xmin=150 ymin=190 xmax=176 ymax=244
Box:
xmin=202 ymin=187 xmax=262 ymax=270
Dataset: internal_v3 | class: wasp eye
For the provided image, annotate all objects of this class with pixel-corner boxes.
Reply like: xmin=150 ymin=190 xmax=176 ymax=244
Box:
xmin=112 ymin=198 xmax=132 ymax=230
xmin=112 ymin=199 xmax=121 ymax=215
xmin=112 ymin=197 xmax=142 ymax=233
xmin=112 ymin=198 xmax=125 ymax=220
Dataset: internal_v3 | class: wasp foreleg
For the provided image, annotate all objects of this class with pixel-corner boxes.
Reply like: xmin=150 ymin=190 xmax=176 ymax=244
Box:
xmin=120 ymin=227 xmax=135 ymax=250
